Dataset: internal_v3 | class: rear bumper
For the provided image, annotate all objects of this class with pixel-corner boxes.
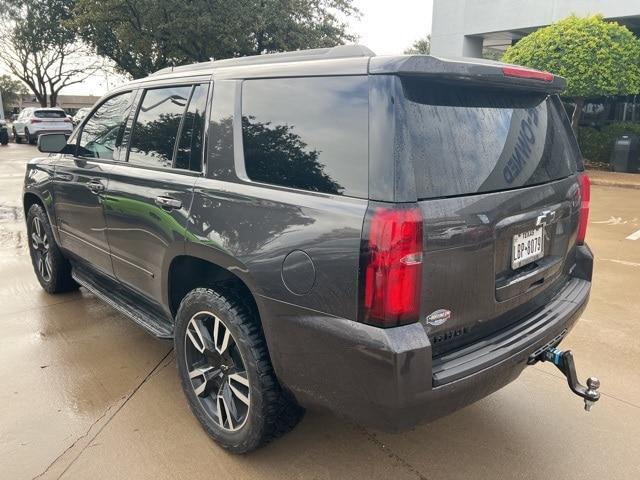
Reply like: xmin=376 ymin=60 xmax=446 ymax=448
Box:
xmin=261 ymin=245 xmax=593 ymax=431
xmin=30 ymin=129 xmax=73 ymax=137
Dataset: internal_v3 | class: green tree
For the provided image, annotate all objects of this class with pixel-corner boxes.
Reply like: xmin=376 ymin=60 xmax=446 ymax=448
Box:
xmin=405 ymin=35 xmax=430 ymax=55
xmin=0 ymin=0 xmax=102 ymax=107
xmin=0 ymin=74 xmax=28 ymax=113
xmin=242 ymin=115 xmax=343 ymax=195
xmin=502 ymin=15 xmax=640 ymax=133
xmin=73 ymin=0 xmax=360 ymax=79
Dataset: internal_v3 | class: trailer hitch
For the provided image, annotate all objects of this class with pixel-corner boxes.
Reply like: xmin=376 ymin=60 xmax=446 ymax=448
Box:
xmin=530 ymin=347 xmax=601 ymax=411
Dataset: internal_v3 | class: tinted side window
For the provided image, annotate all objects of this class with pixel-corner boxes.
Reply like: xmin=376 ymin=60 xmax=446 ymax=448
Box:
xmin=78 ymin=91 xmax=134 ymax=160
xmin=174 ymin=84 xmax=208 ymax=171
xmin=241 ymin=76 xmax=368 ymax=197
xmin=128 ymin=86 xmax=191 ymax=169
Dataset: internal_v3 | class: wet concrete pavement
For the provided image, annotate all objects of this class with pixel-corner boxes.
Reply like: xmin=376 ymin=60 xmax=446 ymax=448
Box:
xmin=1 ymin=142 xmax=639 ymax=480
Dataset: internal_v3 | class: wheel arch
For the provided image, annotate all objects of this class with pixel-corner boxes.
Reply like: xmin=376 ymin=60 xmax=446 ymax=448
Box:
xmin=23 ymin=191 xmax=62 ymax=244
xmin=165 ymin=253 xmax=262 ymax=324
xmin=23 ymin=191 xmax=44 ymax=213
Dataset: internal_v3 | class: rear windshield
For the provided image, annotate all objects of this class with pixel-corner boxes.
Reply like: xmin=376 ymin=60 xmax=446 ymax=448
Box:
xmin=399 ymin=78 xmax=581 ymax=199
xmin=34 ymin=110 xmax=66 ymax=119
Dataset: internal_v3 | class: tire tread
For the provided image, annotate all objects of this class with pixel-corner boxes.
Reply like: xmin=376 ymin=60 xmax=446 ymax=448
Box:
xmin=175 ymin=287 xmax=303 ymax=453
xmin=27 ymin=203 xmax=77 ymax=294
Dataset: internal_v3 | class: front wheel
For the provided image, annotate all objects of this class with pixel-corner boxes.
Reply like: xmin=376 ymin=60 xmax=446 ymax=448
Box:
xmin=13 ymin=128 xmax=22 ymax=144
xmin=174 ymin=288 xmax=303 ymax=453
xmin=26 ymin=204 xmax=78 ymax=293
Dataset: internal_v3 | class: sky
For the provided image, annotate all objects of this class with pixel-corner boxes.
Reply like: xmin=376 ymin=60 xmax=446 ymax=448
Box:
xmin=3 ymin=0 xmax=434 ymax=96
xmin=350 ymin=0 xmax=433 ymax=56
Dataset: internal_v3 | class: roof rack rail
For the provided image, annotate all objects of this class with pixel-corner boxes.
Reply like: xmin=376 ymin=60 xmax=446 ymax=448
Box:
xmin=150 ymin=44 xmax=375 ymax=76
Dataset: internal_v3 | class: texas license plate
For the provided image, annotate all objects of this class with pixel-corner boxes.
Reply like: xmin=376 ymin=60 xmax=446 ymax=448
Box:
xmin=512 ymin=227 xmax=544 ymax=269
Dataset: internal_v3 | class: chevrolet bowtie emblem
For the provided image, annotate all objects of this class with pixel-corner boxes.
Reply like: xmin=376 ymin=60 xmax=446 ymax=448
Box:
xmin=536 ymin=210 xmax=556 ymax=226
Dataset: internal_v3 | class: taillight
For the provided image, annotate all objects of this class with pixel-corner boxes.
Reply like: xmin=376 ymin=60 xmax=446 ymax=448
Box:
xmin=577 ymin=173 xmax=590 ymax=245
xmin=30 ymin=119 xmax=42 ymax=124
xmin=361 ymin=205 xmax=423 ymax=327
xmin=502 ymin=66 xmax=554 ymax=82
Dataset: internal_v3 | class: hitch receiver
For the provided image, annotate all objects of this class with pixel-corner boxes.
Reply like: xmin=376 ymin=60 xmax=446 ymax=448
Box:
xmin=531 ymin=347 xmax=601 ymax=411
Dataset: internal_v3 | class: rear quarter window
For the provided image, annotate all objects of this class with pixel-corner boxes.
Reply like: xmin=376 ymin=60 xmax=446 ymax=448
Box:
xmin=241 ymin=76 xmax=368 ymax=198
xmin=398 ymin=78 xmax=580 ymax=199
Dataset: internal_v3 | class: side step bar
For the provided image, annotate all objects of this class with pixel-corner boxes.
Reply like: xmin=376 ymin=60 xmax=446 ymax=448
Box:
xmin=72 ymin=267 xmax=173 ymax=339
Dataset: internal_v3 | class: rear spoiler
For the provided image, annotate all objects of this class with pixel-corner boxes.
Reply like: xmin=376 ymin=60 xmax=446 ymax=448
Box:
xmin=369 ymin=55 xmax=566 ymax=94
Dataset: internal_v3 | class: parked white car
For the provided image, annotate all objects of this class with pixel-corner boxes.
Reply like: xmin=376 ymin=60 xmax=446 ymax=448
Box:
xmin=12 ymin=107 xmax=73 ymax=144
xmin=72 ymin=107 xmax=91 ymax=127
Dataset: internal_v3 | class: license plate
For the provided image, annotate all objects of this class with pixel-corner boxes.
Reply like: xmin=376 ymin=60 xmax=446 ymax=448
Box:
xmin=511 ymin=227 xmax=544 ymax=269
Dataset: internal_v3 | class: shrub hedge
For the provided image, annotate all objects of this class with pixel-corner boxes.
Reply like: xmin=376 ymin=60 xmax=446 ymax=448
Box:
xmin=578 ymin=122 xmax=640 ymax=163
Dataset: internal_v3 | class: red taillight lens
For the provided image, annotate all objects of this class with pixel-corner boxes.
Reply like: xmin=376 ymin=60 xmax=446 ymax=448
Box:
xmin=502 ymin=66 xmax=554 ymax=82
xmin=577 ymin=173 xmax=590 ymax=245
xmin=64 ymin=118 xmax=72 ymax=123
xmin=362 ymin=206 xmax=423 ymax=327
xmin=30 ymin=119 xmax=42 ymax=124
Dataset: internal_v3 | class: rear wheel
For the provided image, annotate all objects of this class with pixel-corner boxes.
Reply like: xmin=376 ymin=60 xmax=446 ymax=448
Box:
xmin=26 ymin=204 xmax=77 ymax=294
xmin=25 ymin=128 xmax=35 ymax=145
xmin=13 ymin=128 xmax=22 ymax=144
xmin=174 ymin=288 xmax=303 ymax=453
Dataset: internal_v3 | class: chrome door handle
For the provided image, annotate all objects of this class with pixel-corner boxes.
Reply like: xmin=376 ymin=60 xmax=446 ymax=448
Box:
xmin=155 ymin=196 xmax=182 ymax=210
xmin=54 ymin=172 xmax=74 ymax=182
xmin=87 ymin=180 xmax=105 ymax=194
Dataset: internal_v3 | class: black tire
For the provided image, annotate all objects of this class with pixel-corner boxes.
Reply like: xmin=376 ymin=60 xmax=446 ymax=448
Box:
xmin=26 ymin=203 xmax=78 ymax=294
xmin=174 ymin=288 xmax=303 ymax=453
xmin=0 ymin=134 xmax=7 ymax=145
xmin=25 ymin=128 xmax=35 ymax=145
xmin=13 ymin=128 xmax=22 ymax=144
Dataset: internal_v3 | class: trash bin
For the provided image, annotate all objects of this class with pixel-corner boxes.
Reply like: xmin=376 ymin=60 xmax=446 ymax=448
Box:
xmin=610 ymin=134 xmax=640 ymax=173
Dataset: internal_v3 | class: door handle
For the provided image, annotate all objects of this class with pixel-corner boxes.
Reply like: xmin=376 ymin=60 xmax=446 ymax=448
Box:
xmin=87 ymin=180 xmax=105 ymax=194
xmin=155 ymin=196 xmax=182 ymax=210
xmin=54 ymin=172 xmax=74 ymax=182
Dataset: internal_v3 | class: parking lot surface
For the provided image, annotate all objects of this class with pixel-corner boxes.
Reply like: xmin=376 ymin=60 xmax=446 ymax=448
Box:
xmin=1 ymin=142 xmax=639 ymax=480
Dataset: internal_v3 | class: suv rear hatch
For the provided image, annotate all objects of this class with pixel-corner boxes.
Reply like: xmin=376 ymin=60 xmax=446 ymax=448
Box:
xmin=366 ymin=58 xmax=585 ymax=356
xmin=33 ymin=109 xmax=70 ymax=130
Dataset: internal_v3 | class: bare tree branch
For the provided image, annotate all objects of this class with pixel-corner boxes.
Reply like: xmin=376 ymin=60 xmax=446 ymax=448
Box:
xmin=0 ymin=0 xmax=103 ymax=107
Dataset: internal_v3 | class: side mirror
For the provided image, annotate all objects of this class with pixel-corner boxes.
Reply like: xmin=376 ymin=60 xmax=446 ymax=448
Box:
xmin=38 ymin=133 xmax=70 ymax=154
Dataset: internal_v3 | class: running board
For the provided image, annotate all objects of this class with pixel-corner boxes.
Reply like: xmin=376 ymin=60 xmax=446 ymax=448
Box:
xmin=72 ymin=267 xmax=173 ymax=339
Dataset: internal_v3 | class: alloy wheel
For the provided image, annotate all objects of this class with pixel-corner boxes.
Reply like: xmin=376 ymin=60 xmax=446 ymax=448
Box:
xmin=184 ymin=311 xmax=250 ymax=432
xmin=31 ymin=216 xmax=52 ymax=282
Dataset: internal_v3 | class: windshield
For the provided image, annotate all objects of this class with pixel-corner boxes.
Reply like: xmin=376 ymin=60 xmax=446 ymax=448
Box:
xmin=35 ymin=110 xmax=66 ymax=119
xmin=397 ymin=78 xmax=581 ymax=199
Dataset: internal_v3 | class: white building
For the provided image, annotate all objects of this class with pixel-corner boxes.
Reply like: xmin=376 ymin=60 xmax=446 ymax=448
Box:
xmin=431 ymin=0 xmax=640 ymax=58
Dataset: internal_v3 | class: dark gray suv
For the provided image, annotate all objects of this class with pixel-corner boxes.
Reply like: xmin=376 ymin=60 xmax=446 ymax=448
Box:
xmin=23 ymin=45 xmax=596 ymax=453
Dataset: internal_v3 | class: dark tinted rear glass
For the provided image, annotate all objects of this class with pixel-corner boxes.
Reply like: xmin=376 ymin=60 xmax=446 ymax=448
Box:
xmin=242 ymin=76 xmax=368 ymax=198
xmin=35 ymin=110 xmax=66 ymax=118
xmin=399 ymin=78 xmax=580 ymax=199
xmin=175 ymin=84 xmax=208 ymax=171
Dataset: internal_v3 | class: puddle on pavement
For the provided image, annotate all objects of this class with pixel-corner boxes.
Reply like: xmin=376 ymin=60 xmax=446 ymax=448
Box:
xmin=0 ymin=203 xmax=27 ymax=254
